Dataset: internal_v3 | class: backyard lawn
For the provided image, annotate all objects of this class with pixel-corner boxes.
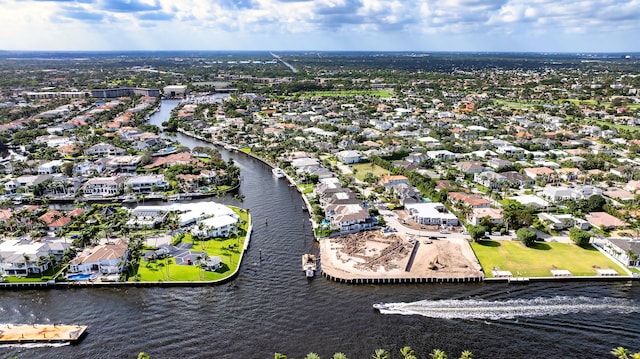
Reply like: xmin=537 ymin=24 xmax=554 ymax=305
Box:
xmin=471 ymin=240 xmax=626 ymax=278
xmin=351 ymin=163 xmax=390 ymax=182
xmin=133 ymin=208 xmax=250 ymax=282
xmin=134 ymin=235 xmax=242 ymax=282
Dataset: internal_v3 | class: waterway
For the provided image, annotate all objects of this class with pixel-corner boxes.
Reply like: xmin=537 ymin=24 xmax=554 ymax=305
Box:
xmin=1 ymin=101 xmax=639 ymax=358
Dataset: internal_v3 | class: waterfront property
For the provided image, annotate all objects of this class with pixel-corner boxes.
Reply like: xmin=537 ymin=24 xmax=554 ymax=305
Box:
xmin=133 ymin=205 xmax=250 ymax=282
xmin=471 ymin=240 xmax=627 ymax=278
xmin=68 ymin=239 xmax=128 ymax=275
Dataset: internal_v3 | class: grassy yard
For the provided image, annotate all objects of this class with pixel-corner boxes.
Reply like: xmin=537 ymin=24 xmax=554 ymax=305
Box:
xmin=593 ymin=120 xmax=640 ymax=132
xmin=471 ymin=240 xmax=626 ymax=278
xmin=134 ymin=234 xmax=244 ymax=282
xmin=351 ymin=163 xmax=390 ymax=182
xmin=134 ymin=208 xmax=250 ymax=282
xmin=298 ymin=183 xmax=313 ymax=194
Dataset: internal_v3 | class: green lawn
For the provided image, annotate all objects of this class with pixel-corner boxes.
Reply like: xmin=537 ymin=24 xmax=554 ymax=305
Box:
xmin=135 ymin=234 xmax=244 ymax=282
xmin=471 ymin=240 xmax=626 ymax=277
xmin=133 ymin=208 xmax=250 ymax=282
xmin=351 ymin=163 xmax=390 ymax=182
xmin=593 ymin=120 xmax=640 ymax=132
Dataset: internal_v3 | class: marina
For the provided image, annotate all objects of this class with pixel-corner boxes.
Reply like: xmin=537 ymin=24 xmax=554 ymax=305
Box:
xmin=0 ymin=324 xmax=87 ymax=344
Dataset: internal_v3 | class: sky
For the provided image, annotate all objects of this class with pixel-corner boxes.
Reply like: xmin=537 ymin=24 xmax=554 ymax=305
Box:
xmin=1 ymin=0 xmax=639 ymax=52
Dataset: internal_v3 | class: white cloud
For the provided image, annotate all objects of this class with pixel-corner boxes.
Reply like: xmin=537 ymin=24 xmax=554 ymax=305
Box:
xmin=0 ymin=0 xmax=639 ymax=51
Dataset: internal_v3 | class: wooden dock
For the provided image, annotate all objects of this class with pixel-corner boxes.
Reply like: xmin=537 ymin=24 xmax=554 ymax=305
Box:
xmin=0 ymin=324 xmax=87 ymax=344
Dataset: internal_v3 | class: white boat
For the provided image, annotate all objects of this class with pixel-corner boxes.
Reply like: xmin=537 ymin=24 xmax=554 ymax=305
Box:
xmin=302 ymin=253 xmax=316 ymax=278
xmin=373 ymin=302 xmax=390 ymax=311
xmin=272 ymin=167 xmax=285 ymax=178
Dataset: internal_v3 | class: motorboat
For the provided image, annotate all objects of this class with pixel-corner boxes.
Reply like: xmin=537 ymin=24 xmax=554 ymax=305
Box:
xmin=302 ymin=253 xmax=316 ymax=278
xmin=373 ymin=302 xmax=390 ymax=311
xmin=272 ymin=167 xmax=285 ymax=178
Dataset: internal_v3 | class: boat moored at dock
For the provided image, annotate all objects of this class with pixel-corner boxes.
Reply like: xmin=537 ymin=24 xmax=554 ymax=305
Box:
xmin=272 ymin=167 xmax=285 ymax=178
xmin=302 ymin=254 xmax=317 ymax=278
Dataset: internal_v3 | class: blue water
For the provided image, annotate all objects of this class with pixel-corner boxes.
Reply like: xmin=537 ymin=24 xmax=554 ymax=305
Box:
xmin=67 ymin=273 xmax=93 ymax=281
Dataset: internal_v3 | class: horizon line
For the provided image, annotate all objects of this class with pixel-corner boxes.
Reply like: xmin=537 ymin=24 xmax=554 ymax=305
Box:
xmin=0 ymin=49 xmax=639 ymax=55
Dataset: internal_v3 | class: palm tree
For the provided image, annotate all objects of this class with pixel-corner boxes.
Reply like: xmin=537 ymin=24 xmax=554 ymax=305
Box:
xmin=429 ymin=349 xmax=448 ymax=359
xmin=332 ymin=353 xmax=349 ymax=359
xmin=400 ymin=346 xmax=416 ymax=359
xmin=459 ymin=350 xmax=473 ymax=359
xmin=372 ymin=349 xmax=390 ymax=359
xmin=611 ymin=347 xmax=630 ymax=359
xmin=274 ymin=354 xmax=287 ymax=359
xmin=22 ymin=254 xmax=32 ymax=274
xmin=304 ymin=353 xmax=321 ymax=359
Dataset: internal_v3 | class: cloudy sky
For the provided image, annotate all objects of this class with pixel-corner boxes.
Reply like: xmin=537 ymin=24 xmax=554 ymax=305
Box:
xmin=2 ymin=0 xmax=639 ymax=52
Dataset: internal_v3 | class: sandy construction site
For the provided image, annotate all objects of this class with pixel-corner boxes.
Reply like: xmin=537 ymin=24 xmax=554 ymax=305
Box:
xmin=319 ymin=231 xmax=484 ymax=281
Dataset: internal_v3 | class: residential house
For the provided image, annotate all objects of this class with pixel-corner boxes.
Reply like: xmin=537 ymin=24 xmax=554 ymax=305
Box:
xmin=105 ymin=155 xmax=143 ymax=173
xmin=6 ymin=174 xmax=53 ymax=194
xmin=0 ymin=239 xmax=56 ymax=276
xmin=380 ymin=174 xmax=409 ymax=188
xmin=426 ymin=150 xmax=457 ymax=161
xmin=501 ymin=171 xmax=534 ymax=187
xmin=336 ymin=150 xmax=362 ymax=164
xmin=84 ymin=143 xmax=127 ymax=157
xmin=74 ymin=160 xmax=105 ymax=176
xmin=603 ymin=189 xmax=636 ymax=204
xmin=585 ymin=212 xmax=629 ymax=230
xmin=330 ymin=204 xmax=373 ymax=233
xmin=523 ymin=167 xmax=555 ymax=181
xmin=143 ymin=152 xmax=195 ymax=170
xmin=555 ymin=168 xmax=581 ymax=182
xmin=470 ymin=207 xmax=503 ymax=226
xmin=405 ymin=152 xmax=428 ymax=163
xmin=124 ymin=174 xmax=170 ymax=193
xmin=82 ymin=176 xmax=126 ymax=197
xmin=537 ymin=213 xmax=589 ymax=230
xmin=486 ymin=158 xmax=513 ymax=170
xmin=388 ymin=183 xmax=421 ymax=205
xmin=456 ymin=161 xmax=486 ymax=174
xmin=37 ymin=160 xmax=65 ymax=175
xmin=68 ymin=239 xmax=129 ymax=274
xmin=495 ymin=145 xmax=525 ymax=158
xmin=191 ymin=213 xmax=239 ymax=238
xmin=540 ymin=185 xmax=603 ymax=203
xmin=600 ymin=237 xmax=640 ymax=267
xmin=404 ymin=202 xmax=459 ymax=226
xmin=448 ymin=192 xmax=491 ymax=208
xmin=474 ymin=171 xmax=507 ymax=189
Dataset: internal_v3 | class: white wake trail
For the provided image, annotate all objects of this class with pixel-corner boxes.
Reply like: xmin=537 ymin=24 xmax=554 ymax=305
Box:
xmin=376 ymin=296 xmax=639 ymax=320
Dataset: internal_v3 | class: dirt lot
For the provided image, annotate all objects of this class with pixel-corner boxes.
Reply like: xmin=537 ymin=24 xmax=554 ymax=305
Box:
xmin=320 ymin=230 xmax=484 ymax=280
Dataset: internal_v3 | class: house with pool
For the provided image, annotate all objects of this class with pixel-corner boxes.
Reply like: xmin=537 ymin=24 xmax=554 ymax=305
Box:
xmin=68 ymin=239 xmax=129 ymax=275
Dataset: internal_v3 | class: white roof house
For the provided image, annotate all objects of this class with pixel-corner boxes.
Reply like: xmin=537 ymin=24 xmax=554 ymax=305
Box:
xmin=405 ymin=202 xmax=459 ymax=226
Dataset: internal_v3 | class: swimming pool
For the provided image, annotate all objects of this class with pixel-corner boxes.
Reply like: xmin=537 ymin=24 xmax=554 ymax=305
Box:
xmin=67 ymin=273 xmax=94 ymax=281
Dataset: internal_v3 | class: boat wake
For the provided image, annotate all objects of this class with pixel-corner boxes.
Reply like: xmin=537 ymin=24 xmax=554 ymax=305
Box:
xmin=376 ymin=296 xmax=640 ymax=320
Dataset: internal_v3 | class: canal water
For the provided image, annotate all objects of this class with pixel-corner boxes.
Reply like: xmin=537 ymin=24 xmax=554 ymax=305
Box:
xmin=1 ymin=101 xmax=639 ymax=358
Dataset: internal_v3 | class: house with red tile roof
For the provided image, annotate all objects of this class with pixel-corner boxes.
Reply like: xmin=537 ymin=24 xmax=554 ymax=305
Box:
xmin=448 ymin=192 xmax=491 ymax=208
xmin=585 ymin=212 xmax=629 ymax=230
